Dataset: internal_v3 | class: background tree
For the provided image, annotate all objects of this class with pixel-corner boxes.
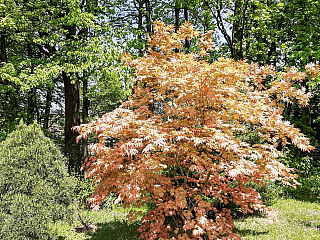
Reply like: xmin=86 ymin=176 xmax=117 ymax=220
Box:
xmin=0 ymin=0 xmax=131 ymax=172
xmin=1 ymin=0 xmax=320 ymax=177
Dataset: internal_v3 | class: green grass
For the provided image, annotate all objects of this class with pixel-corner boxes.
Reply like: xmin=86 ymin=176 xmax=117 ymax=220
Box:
xmin=51 ymin=205 xmax=146 ymax=240
xmin=52 ymin=198 xmax=320 ymax=240
xmin=234 ymin=198 xmax=320 ymax=240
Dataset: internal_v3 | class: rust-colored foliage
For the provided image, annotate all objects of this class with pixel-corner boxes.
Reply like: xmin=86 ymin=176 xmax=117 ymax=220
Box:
xmin=74 ymin=21 xmax=316 ymax=239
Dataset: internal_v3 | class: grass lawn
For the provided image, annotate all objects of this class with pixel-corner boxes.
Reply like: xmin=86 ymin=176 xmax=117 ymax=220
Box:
xmin=52 ymin=198 xmax=320 ymax=240
xmin=234 ymin=198 xmax=320 ymax=240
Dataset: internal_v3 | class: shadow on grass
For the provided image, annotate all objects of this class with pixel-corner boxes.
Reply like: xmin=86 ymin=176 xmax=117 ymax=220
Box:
xmin=87 ymin=220 xmax=141 ymax=240
xmin=233 ymin=228 xmax=269 ymax=237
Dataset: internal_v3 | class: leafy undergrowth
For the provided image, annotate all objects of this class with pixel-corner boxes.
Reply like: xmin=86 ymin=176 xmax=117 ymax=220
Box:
xmin=234 ymin=198 xmax=320 ymax=240
xmin=52 ymin=198 xmax=319 ymax=240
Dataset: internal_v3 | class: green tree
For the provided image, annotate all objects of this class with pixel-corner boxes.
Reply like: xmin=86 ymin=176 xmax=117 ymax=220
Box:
xmin=0 ymin=0 xmax=131 ymax=172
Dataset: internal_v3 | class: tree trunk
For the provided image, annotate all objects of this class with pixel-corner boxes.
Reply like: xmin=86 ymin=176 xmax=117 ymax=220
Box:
xmin=0 ymin=31 xmax=7 ymax=64
xmin=43 ymin=87 xmax=53 ymax=130
xmin=145 ymin=0 xmax=152 ymax=33
xmin=174 ymin=3 xmax=180 ymax=32
xmin=137 ymin=0 xmax=145 ymax=56
xmin=27 ymin=88 xmax=36 ymax=124
xmin=0 ymin=30 xmax=18 ymax=120
xmin=63 ymin=23 xmax=82 ymax=172
xmin=63 ymin=72 xmax=81 ymax=172
xmin=183 ymin=5 xmax=190 ymax=50
xmin=232 ymin=0 xmax=244 ymax=60
xmin=82 ymin=77 xmax=89 ymax=161
xmin=294 ymin=80 xmax=311 ymax=158
xmin=26 ymin=43 xmax=36 ymax=124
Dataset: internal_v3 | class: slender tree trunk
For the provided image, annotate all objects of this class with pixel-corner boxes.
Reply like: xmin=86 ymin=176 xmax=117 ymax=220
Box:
xmin=137 ymin=0 xmax=145 ymax=56
xmin=145 ymin=0 xmax=152 ymax=33
xmin=0 ymin=31 xmax=7 ymax=64
xmin=0 ymin=30 xmax=18 ymax=119
xmin=232 ymin=0 xmax=244 ymax=60
xmin=174 ymin=3 xmax=180 ymax=32
xmin=43 ymin=87 xmax=53 ymax=130
xmin=183 ymin=5 xmax=190 ymax=50
xmin=174 ymin=2 xmax=180 ymax=53
xmin=26 ymin=43 xmax=36 ymax=124
xmin=82 ymin=77 xmax=89 ymax=161
xmin=27 ymin=88 xmax=36 ymax=123
xmin=63 ymin=72 xmax=81 ymax=172
xmin=63 ymin=24 xmax=81 ymax=172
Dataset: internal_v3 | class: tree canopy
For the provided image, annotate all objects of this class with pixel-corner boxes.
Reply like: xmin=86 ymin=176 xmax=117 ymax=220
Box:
xmin=74 ymin=21 xmax=315 ymax=239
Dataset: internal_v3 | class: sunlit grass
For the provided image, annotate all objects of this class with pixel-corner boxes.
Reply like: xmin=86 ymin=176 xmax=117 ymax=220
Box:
xmin=50 ymin=204 xmax=146 ymax=240
xmin=51 ymin=198 xmax=319 ymax=240
xmin=234 ymin=198 xmax=320 ymax=240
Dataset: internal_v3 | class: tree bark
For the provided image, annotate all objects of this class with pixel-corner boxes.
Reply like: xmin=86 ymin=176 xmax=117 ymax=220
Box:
xmin=137 ymin=0 xmax=145 ymax=56
xmin=0 ymin=30 xmax=18 ymax=119
xmin=63 ymin=71 xmax=81 ymax=172
xmin=0 ymin=31 xmax=7 ymax=64
xmin=82 ymin=77 xmax=89 ymax=161
xmin=232 ymin=0 xmax=245 ymax=60
xmin=174 ymin=3 xmax=180 ymax=32
xmin=26 ymin=43 xmax=36 ymax=124
xmin=27 ymin=88 xmax=36 ymax=124
xmin=183 ymin=5 xmax=190 ymax=50
xmin=43 ymin=87 xmax=53 ymax=130
xmin=63 ymin=24 xmax=81 ymax=172
xmin=145 ymin=0 xmax=152 ymax=33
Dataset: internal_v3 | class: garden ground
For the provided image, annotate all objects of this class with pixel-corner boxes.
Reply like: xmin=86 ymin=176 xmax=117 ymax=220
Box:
xmin=52 ymin=198 xmax=320 ymax=240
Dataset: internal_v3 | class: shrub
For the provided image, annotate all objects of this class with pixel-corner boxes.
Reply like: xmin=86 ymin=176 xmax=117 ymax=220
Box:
xmin=74 ymin=176 xmax=96 ymax=209
xmin=0 ymin=121 xmax=75 ymax=240
xmin=280 ymin=152 xmax=320 ymax=200
xmin=282 ymin=174 xmax=320 ymax=201
xmin=74 ymin=21 xmax=316 ymax=239
xmin=245 ymin=180 xmax=281 ymax=206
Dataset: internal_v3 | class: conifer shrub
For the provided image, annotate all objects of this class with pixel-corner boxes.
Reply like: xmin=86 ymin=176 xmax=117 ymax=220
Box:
xmin=0 ymin=121 xmax=75 ymax=240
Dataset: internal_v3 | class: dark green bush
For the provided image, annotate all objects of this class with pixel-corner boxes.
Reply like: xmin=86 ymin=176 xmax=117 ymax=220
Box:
xmin=74 ymin=176 xmax=96 ymax=209
xmin=280 ymin=153 xmax=320 ymax=201
xmin=245 ymin=180 xmax=281 ymax=206
xmin=282 ymin=174 xmax=320 ymax=201
xmin=74 ymin=176 xmax=119 ymax=210
xmin=0 ymin=121 xmax=75 ymax=240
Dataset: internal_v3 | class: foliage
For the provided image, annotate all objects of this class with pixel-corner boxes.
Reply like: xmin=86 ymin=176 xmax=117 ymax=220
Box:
xmin=0 ymin=121 xmax=75 ymax=240
xmin=280 ymin=149 xmax=320 ymax=201
xmin=74 ymin=176 xmax=96 ymax=209
xmin=74 ymin=21 xmax=316 ymax=239
xmin=0 ymin=0 xmax=132 ymax=171
xmin=244 ymin=180 xmax=281 ymax=207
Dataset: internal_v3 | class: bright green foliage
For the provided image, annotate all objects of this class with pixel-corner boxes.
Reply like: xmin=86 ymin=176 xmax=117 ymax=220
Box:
xmin=0 ymin=121 xmax=75 ymax=240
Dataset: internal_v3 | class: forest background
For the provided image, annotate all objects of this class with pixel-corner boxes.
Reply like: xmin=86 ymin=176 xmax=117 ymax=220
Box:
xmin=1 ymin=0 xmax=320 ymax=175
xmin=1 ymin=0 xmax=320 ymax=239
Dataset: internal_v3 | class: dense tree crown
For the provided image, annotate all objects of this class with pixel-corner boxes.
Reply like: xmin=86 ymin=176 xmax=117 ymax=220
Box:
xmin=75 ymin=21 xmax=316 ymax=239
xmin=1 ymin=0 xmax=320 ymax=174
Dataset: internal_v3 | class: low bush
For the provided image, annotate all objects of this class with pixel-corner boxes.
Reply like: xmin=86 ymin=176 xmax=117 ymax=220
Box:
xmin=245 ymin=180 xmax=282 ymax=206
xmin=281 ymin=154 xmax=320 ymax=201
xmin=0 ymin=121 xmax=75 ymax=240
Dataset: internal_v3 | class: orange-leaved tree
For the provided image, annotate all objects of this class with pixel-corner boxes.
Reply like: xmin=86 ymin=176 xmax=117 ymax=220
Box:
xmin=74 ymin=21 xmax=316 ymax=240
